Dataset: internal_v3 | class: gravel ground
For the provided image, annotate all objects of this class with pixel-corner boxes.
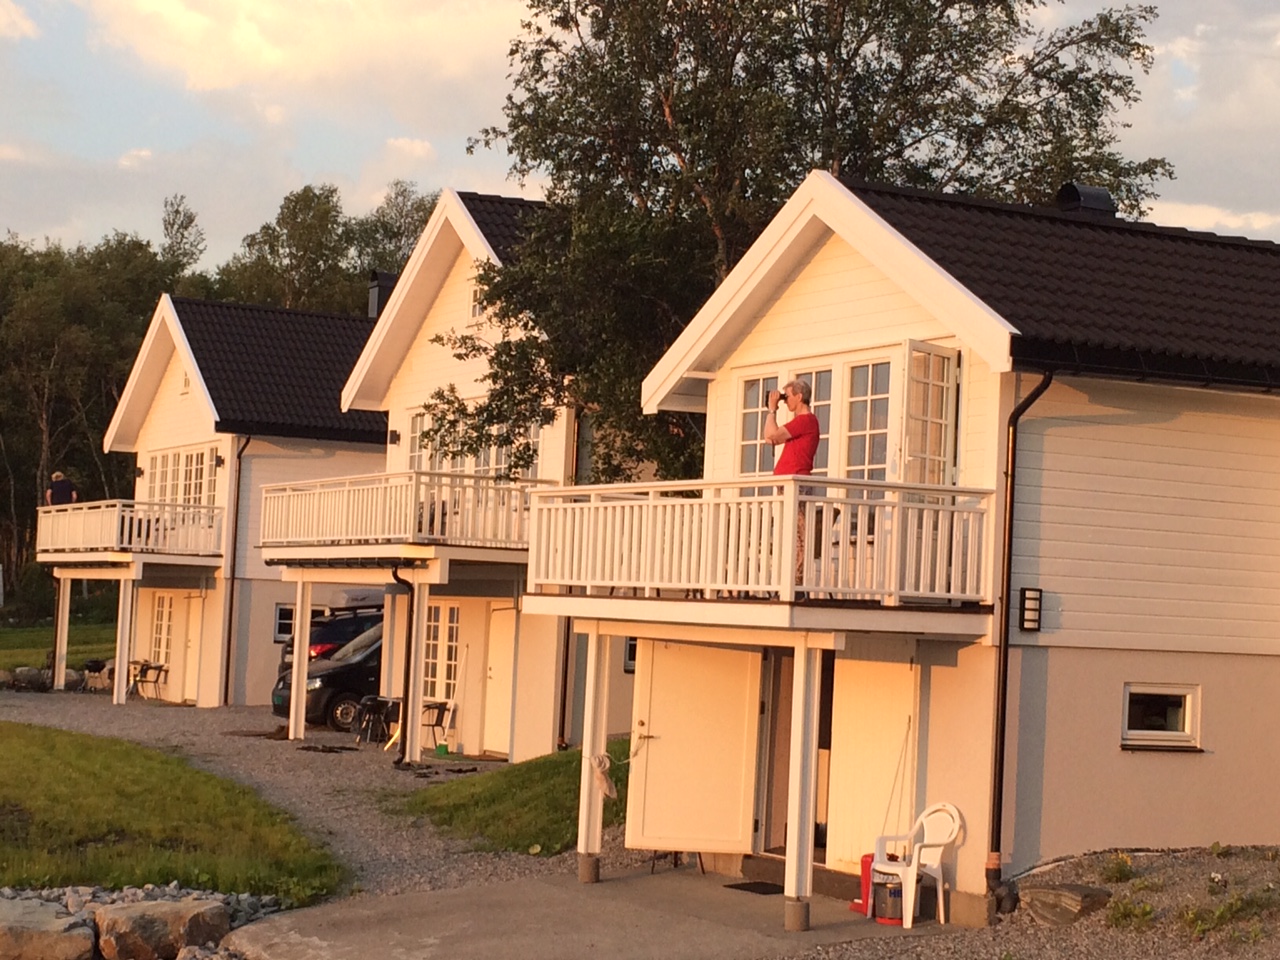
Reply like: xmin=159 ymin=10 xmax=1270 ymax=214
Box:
xmin=5 ymin=690 xmax=1279 ymax=959
xmin=0 ymin=689 xmax=650 ymax=897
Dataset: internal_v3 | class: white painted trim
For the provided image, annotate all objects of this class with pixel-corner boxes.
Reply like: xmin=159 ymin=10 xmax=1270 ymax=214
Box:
xmin=104 ymin=294 xmax=218 ymax=453
xmin=341 ymin=189 xmax=502 ymax=413
xmin=642 ymin=170 xmax=1016 ymax=414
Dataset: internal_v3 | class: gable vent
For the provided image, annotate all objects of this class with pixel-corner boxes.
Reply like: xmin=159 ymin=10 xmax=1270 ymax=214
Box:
xmin=1056 ymin=182 xmax=1117 ymax=219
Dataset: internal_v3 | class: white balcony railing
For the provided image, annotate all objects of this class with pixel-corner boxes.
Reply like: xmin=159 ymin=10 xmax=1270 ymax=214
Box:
xmin=259 ymin=470 xmax=548 ymax=550
xmin=528 ymin=477 xmax=994 ymax=604
xmin=37 ymin=501 xmax=224 ymax=556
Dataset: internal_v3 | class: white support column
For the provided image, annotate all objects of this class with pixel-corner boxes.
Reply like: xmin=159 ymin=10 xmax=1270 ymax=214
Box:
xmin=576 ymin=622 xmax=613 ymax=882
xmin=783 ymin=638 xmax=822 ymax=932
xmin=288 ymin=580 xmax=312 ymax=740
xmin=506 ymin=589 xmax=523 ymax=763
xmin=404 ymin=583 xmax=430 ymax=764
xmin=112 ymin=579 xmax=135 ymax=705
xmin=52 ymin=576 xmax=72 ymax=690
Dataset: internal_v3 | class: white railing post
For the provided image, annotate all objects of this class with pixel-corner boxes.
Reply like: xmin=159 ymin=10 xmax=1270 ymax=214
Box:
xmin=779 ymin=479 xmax=798 ymax=602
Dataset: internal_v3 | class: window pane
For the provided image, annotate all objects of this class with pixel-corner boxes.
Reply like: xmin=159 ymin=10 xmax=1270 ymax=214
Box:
xmin=815 ymin=370 xmax=832 ymax=400
xmin=764 ymin=376 xmax=777 ymax=394
xmin=870 ymin=434 xmax=887 ymax=465
xmin=815 ymin=404 xmax=830 ymax=433
xmin=929 ymin=383 xmax=945 ymax=419
xmin=761 ymin=444 xmax=775 ymax=472
xmin=1128 ymin=693 xmax=1186 ymax=733
xmin=744 ymin=381 xmax=759 ymax=409
xmin=742 ymin=412 xmax=757 ymax=441
xmin=911 ymin=353 xmax=927 ymax=379
xmin=814 ymin=438 xmax=828 ymax=471
xmin=851 ymin=365 xmax=868 ymax=397
xmin=849 ymin=400 xmax=867 ymax=432
xmin=870 ymin=398 xmax=889 ymax=431
xmin=740 ymin=445 xmax=756 ymax=474
xmin=932 ymin=354 xmax=947 ymax=380
xmin=872 ymin=362 xmax=890 ymax=395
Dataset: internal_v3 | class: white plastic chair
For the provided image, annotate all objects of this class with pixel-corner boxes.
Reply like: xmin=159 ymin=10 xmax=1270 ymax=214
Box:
xmin=869 ymin=802 xmax=961 ymax=929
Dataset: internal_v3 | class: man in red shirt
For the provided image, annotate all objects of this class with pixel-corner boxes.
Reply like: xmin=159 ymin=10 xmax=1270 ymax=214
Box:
xmin=766 ymin=380 xmax=819 ymax=592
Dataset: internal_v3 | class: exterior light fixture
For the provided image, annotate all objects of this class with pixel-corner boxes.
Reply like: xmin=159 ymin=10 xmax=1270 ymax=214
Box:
xmin=1019 ymin=587 xmax=1043 ymax=632
xmin=135 ymin=466 xmax=145 ymax=478
xmin=388 ymin=430 xmax=401 ymax=445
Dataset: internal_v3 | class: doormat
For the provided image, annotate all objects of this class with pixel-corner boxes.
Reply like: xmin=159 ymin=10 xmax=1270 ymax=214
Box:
xmin=724 ymin=881 xmax=784 ymax=895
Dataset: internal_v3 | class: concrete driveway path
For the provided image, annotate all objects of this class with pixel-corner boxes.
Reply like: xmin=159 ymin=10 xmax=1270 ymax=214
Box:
xmin=225 ymin=865 xmax=938 ymax=960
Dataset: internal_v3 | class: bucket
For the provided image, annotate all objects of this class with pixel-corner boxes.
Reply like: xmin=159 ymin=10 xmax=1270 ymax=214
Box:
xmin=434 ymin=742 xmax=449 ymax=757
xmin=873 ymin=878 xmax=903 ymax=925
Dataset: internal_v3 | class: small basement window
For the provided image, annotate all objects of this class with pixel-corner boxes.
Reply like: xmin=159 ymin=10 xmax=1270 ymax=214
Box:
xmin=1122 ymin=683 xmax=1200 ymax=750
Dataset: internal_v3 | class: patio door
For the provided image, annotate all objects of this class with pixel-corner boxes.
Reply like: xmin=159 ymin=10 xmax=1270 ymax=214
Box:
xmin=626 ymin=639 xmax=761 ymax=853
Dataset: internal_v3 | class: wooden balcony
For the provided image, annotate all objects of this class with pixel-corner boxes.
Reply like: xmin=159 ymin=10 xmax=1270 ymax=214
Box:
xmin=527 ymin=477 xmax=994 ymax=606
xmin=259 ymin=470 xmax=547 ymax=554
xmin=37 ymin=501 xmax=224 ymax=562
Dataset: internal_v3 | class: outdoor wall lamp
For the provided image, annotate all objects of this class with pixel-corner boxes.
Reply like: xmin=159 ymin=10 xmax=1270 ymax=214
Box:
xmin=214 ymin=454 xmax=226 ymax=468
xmin=388 ymin=430 xmax=401 ymax=445
xmin=135 ymin=466 xmax=145 ymax=478
xmin=1019 ymin=587 xmax=1043 ymax=632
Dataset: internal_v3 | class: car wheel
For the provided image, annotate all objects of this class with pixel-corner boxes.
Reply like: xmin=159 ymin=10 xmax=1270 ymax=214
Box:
xmin=326 ymin=693 xmax=361 ymax=732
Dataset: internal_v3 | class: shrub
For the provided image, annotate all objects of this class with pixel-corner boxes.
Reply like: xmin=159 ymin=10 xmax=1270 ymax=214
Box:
xmin=1107 ymin=894 xmax=1154 ymax=929
xmin=1100 ymin=852 xmax=1137 ymax=884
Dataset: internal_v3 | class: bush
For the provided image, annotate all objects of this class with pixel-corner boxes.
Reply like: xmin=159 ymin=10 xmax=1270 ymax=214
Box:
xmin=7 ymin=563 xmax=56 ymax=624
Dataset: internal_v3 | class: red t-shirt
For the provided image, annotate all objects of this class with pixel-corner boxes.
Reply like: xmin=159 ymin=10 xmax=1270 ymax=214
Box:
xmin=773 ymin=413 xmax=819 ymax=476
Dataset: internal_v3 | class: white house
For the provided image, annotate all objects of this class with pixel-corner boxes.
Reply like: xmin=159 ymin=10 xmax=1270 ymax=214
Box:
xmin=259 ymin=190 xmax=634 ymax=763
xmin=36 ymin=295 xmax=388 ymax=707
xmin=524 ymin=171 xmax=1280 ymax=929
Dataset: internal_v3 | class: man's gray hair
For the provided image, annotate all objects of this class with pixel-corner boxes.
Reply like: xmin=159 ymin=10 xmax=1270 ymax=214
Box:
xmin=783 ymin=379 xmax=812 ymax=404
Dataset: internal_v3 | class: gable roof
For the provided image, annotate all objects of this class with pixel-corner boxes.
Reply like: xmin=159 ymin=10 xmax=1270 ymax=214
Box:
xmin=645 ymin=171 xmax=1280 ymax=413
xmin=105 ymin=295 xmax=386 ymax=452
xmin=342 ymin=188 xmax=544 ymax=411
xmin=848 ymin=181 xmax=1280 ymax=387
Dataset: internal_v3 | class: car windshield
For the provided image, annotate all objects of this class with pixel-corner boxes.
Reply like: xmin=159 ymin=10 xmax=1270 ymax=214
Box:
xmin=330 ymin=623 xmax=382 ymax=662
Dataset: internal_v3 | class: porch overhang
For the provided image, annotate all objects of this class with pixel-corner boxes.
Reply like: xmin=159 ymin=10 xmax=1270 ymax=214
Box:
xmin=44 ymin=553 xmax=223 ymax=575
xmin=262 ymin=543 xmax=528 ymax=567
xmin=521 ymin=594 xmax=993 ymax=642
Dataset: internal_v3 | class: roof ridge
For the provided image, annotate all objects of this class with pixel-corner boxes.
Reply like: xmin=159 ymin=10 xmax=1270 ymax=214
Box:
xmin=840 ymin=177 xmax=1280 ymax=255
xmin=169 ymin=296 xmax=373 ymax=323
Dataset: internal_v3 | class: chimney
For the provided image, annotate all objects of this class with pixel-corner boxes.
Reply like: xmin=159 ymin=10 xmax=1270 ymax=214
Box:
xmin=1056 ymin=182 xmax=1117 ymax=219
xmin=368 ymin=270 xmax=398 ymax=318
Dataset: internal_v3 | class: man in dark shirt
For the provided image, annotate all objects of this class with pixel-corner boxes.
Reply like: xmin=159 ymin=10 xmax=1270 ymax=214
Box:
xmin=45 ymin=471 xmax=77 ymax=506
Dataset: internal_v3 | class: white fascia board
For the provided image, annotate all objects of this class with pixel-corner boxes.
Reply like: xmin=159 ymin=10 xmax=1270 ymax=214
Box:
xmin=642 ymin=170 xmax=1017 ymax=414
xmin=341 ymin=189 xmax=498 ymax=412
xmin=103 ymin=294 xmax=217 ymax=453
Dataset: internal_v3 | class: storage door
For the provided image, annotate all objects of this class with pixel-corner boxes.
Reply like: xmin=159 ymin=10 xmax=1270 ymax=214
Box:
xmin=626 ymin=639 xmax=761 ymax=853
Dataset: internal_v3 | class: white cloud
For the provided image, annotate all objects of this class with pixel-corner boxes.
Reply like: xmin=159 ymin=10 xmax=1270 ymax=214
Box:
xmin=72 ymin=0 xmax=524 ymax=93
xmin=117 ymin=147 xmax=152 ymax=168
xmin=387 ymin=137 xmax=435 ymax=161
xmin=0 ymin=0 xmax=38 ymax=39
xmin=1148 ymin=200 xmax=1280 ymax=239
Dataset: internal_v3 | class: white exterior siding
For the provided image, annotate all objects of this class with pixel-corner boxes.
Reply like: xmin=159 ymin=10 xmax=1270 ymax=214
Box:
xmin=1013 ymin=377 xmax=1280 ymax=655
xmin=131 ymin=347 xmax=219 ymax=472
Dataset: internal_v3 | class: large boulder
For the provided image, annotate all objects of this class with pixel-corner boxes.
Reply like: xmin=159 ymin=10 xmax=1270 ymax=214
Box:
xmin=95 ymin=900 xmax=231 ymax=960
xmin=0 ymin=899 xmax=94 ymax=960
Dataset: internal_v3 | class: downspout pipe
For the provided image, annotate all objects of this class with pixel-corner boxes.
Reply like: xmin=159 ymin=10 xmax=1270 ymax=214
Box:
xmin=391 ymin=565 xmax=414 ymax=766
xmin=222 ymin=435 xmax=252 ymax=707
xmin=987 ymin=369 xmax=1054 ymax=897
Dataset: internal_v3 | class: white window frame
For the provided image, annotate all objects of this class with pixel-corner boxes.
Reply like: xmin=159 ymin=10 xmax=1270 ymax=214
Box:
xmin=151 ymin=593 xmax=175 ymax=665
xmin=1121 ymin=682 xmax=1201 ymax=749
xmin=737 ymin=373 xmax=780 ymax=477
xmin=841 ymin=357 xmax=894 ymax=483
xmin=146 ymin=444 xmax=219 ymax=506
xmin=274 ymin=603 xmax=327 ymax=644
xmin=904 ymin=340 xmax=960 ymax=486
xmin=423 ymin=604 xmax=461 ymax=701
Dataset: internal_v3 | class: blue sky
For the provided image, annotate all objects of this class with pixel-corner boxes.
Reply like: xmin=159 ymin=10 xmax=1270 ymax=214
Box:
xmin=1 ymin=0 xmax=1278 ymax=267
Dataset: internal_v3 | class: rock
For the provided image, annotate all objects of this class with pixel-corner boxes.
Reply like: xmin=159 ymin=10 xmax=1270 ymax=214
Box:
xmin=0 ymin=669 xmax=12 ymax=688
xmin=62 ymin=668 xmax=82 ymax=687
xmin=0 ymin=899 xmax=94 ymax=960
xmin=96 ymin=900 xmax=231 ymax=960
xmin=1020 ymin=883 xmax=1111 ymax=926
xmin=12 ymin=666 xmax=46 ymax=690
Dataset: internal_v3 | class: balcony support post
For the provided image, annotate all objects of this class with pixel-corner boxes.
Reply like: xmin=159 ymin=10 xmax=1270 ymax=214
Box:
xmin=577 ymin=621 xmax=613 ymax=882
xmin=783 ymin=636 xmax=821 ymax=931
xmin=780 ymin=481 xmax=799 ymax=602
xmin=112 ymin=578 xmax=135 ymax=705
xmin=403 ymin=583 xmax=431 ymax=763
xmin=52 ymin=576 xmax=72 ymax=690
xmin=288 ymin=580 xmax=312 ymax=740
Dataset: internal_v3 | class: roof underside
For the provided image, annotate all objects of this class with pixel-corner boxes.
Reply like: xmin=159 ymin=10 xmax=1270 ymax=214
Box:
xmin=849 ymin=183 xmax=1280 ymax=388
xmin=174 ymin=298 xmax=387 ymax=443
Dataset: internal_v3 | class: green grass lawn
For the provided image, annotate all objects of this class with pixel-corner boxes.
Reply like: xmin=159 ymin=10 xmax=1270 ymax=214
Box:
xmin=399 ymin=739 xmax=631 ymax=856
xmin=0 ymin=623 xmax=118 ymax=672
xmin=0 ymin=722 xmax=343 ymax=904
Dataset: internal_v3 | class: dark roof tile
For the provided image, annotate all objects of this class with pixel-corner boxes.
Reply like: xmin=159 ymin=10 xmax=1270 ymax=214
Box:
xmin=846 ymin=181 xmax=1280 ymax=384
xmin=456 ymin=192 xmax=544 ymax=263
xmin=172 ymin=298 xmax=387 ymax=444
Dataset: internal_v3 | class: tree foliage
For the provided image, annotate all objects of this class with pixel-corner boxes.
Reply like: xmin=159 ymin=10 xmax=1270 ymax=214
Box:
xmin=214 ymin=181 xmax=438 ymax=314
xmin=431 ymin=0 xmax=1173 ymax=480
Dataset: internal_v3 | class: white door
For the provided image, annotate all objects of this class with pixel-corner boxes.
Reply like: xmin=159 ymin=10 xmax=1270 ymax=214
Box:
xmin=626 ymin=639 xmax=762 ymax=853
xmin=482 ymin=608 xmax=515 ymax=755
xmin=183 ymin=597 xmax=202 ymax=702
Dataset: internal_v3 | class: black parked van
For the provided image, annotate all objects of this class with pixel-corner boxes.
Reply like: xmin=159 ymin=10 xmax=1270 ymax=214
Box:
xmin=272 ymin=623 xmax=381 ymax=731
